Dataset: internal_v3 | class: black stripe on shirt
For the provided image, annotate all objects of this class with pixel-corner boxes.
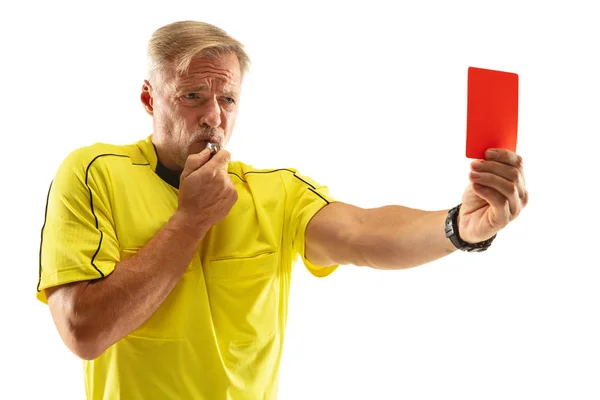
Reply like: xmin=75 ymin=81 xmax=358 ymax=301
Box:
xmin=38 ymin=154 xmax=149 ymax=292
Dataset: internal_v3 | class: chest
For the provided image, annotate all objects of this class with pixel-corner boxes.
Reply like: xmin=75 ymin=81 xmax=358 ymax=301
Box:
xmin=110 ymin=169 xmax=287 ymax=261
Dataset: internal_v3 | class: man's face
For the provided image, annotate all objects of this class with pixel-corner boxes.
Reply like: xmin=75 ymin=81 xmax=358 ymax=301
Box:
xmin=142 ymin=52 xmax=242 ymax=170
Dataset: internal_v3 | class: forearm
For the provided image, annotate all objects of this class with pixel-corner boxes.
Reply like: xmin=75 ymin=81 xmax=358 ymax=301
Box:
xmin=63 ymin=212 xmax=208 ymax=358
xmin=348 ymin=205 xmax=455 ymax=270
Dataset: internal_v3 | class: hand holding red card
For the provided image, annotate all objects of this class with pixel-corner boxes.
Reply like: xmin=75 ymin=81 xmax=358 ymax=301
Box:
xmin=457 ymin=66 xmax=528 ymax=247
xmin=466 ymin=67 xmax=519 ymax=159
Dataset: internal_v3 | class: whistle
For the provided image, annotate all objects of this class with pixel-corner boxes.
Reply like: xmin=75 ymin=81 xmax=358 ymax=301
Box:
xmin=206 ymin=142 xmax=221 ymax=155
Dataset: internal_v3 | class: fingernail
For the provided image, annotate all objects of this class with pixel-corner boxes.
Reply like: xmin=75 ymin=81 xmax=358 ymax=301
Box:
xmin=486 ymin=150 xmax=497 ymax=159
xmin=472 ymin=161 xmax=483 ymax=170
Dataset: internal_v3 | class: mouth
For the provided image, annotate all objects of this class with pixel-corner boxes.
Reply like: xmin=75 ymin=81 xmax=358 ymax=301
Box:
xmin=188 ymin=136 xmax=224 ymax=156
xmin=196 ymin=134 xmax=223 ymax=147
xmin=199 ymin=139 xmax=223 ymax=152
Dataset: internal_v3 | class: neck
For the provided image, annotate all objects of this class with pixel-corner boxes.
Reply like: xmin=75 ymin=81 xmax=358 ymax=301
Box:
xmin=152 ymin=140 xmax=182 ymax=174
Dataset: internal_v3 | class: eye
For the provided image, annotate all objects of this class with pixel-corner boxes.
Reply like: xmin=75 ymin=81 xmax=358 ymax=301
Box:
xmin=183 ymin=93 xmax=198 ymax=100
xmin=222 ymin=97 xmax=235 ymax=104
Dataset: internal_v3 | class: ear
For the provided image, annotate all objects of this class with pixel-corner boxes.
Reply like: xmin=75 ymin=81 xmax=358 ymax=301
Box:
xmin=141 ymin=80 xmax=154 ymax=116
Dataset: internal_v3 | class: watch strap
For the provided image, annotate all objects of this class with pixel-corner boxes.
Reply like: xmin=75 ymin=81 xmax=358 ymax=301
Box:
xmin=445 ymin=204 xmax=496 ymax=252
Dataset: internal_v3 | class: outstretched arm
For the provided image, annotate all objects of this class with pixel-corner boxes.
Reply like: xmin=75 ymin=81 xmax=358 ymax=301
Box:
xmin=305 ymin=149 xmax=527 ymax=270
xmin=305 ymin=204 xmax=455 ymax=270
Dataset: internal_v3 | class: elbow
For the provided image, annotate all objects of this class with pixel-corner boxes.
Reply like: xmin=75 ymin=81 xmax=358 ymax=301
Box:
xmin=46 ymin=284 xmax=110 ymax=360
xmin=63 ymin=318 xmax=107 ymax=360
xmin=76 ymin=348 xmax=104 ymax=361
xmin=69 ymin=336 xmax=105 ymax=361
xmin=56 ymin=305 xmax=107 ymax=360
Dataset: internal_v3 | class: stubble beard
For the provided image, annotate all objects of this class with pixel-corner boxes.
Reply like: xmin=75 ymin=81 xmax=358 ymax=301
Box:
xmin=156 ymin=114 xmax=188 ymax=170
xmin=157 ymin=114 xmax=224 ymax=170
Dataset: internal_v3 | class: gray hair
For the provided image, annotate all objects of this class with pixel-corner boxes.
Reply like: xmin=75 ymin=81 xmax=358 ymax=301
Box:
xmin=147 ymin=20 xmax=250 ymax=88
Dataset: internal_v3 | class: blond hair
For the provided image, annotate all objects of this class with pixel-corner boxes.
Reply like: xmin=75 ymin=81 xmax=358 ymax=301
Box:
xmin=147 ymin=20 xmax=250 ymax=88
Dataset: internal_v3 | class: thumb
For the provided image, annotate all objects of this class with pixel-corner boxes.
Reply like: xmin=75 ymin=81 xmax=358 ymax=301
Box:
xmin=181 ymin=148 xmax=212 ymax=180
xmin=209 ymin=150 xmax=232 ymax=171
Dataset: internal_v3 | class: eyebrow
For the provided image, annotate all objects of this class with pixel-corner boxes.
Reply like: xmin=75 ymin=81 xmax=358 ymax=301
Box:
xmin=179 ymin=86 xmax=239 ymax=98
xmin=222 ymin=89 xmax=239 ymax=98
xmin=180 ymin=86 xmax=209 ymax=93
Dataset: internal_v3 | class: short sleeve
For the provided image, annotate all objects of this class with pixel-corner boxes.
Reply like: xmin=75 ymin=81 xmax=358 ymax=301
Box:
xmin=36 ymin=149 xmax=120 ymax=304
xmin=287 ymin=170 xmax=339 ymax=278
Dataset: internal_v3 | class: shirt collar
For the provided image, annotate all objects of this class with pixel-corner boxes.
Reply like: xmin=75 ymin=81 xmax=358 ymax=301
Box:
xmin=137 ymin=134 xmax=180 ymax=189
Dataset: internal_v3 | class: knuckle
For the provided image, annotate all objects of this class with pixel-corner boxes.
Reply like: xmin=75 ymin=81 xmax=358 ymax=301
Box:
xmin=218 ymin=171 xmax=229 ymax=182
xmin=510 ymin=183 xmax=519 ymax=197
xmin=522 ymin=190 xmax=529 ymax=205
xmin=501 ymin=199 xmax=511 ymax=214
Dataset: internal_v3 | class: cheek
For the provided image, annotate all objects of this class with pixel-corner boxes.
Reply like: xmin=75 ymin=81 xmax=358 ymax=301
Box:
xmin=173 ymin=106 xmax=198 ymax=127
xmin=165 ymin=106 xmax=192 ymax=131
xmin=223 ymin=109 xmax=237 ymax=129
xmin=185 ymin=111 xmax=200 ymax=127
xmin=157 ymin=110 xmax=174 ymax=130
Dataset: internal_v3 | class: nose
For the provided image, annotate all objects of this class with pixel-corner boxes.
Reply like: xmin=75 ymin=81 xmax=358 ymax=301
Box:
xmin=199 ymin=97 xmax=222 ymax=128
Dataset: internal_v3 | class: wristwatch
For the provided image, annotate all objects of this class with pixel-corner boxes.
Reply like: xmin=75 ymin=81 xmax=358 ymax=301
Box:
xmin=445 ymin=204 xmax=496 ymax=252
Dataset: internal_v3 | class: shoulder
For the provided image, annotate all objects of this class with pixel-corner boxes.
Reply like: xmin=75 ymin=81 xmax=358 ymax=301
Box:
xmin=66 ymin=140 xmax=144 ymax=168
xmin=51 ymin=139 xmax=148 ymax=195
xmin=227 ymin=160 xmax=305 ymax=185
xmin=56 ymin=139 xmax=147 ymax=177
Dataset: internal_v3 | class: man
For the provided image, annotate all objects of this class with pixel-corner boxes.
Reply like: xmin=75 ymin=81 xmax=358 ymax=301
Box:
xmin=37 ymin=20 xmax=528 ymax=399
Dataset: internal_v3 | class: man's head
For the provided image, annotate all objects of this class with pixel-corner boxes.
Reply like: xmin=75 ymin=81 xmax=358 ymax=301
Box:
xmin=140 ymin=21 xmax=250 ymax=171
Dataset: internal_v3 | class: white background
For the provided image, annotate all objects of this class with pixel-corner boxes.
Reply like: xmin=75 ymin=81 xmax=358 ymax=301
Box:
xmin=1 ymin=0 xmax=598 ymax=399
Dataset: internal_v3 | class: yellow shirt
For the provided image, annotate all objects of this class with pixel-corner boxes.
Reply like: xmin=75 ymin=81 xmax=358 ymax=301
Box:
xmin=37 ymin=135 xmax=338 ymax=399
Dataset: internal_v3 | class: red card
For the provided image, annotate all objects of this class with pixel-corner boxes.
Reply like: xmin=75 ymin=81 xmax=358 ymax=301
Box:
xmin=466 ymin=67 xmax=519 ymax=159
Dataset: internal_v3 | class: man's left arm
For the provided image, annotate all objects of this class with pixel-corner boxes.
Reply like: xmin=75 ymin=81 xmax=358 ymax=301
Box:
xmin=305 ymin=149 xmax=528 ymax=270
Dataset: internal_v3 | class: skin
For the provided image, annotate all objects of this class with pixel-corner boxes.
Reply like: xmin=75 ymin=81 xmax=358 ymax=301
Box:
xmin=141 ymin=52 xmax=242 ymax=172
xmin=305 ymin=148 xmax=528 ymax=269
xmin=45 ymin=50 xmax=529 ymax=360
xmin=45 ymin=53 xmax=241 ymax=360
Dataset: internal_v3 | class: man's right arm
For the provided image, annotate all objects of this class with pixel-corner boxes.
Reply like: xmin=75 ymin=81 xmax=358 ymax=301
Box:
xmin=45 ymin=148 xmax=237 ymax=360
xmin=45 ymin=212 xmax=207 ymax=360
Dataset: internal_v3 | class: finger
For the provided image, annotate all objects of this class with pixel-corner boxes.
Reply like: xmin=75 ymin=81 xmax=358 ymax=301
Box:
xmin=485 ymin=148 xmax=522 ymax=167
xmin=181 ymin=148 xmax=212 ymax=179
xmin=471 ymin=160 xmax=523 ymax=186
xmin=471 ymin=183 xmax=510 ymax=219
xmin=205 ymin=149 xmax=232 ymax=171
xmin=469 ymin=171 xmax=520 ymax=216
xmin=471 ymin=159 xmax=527 ymax=206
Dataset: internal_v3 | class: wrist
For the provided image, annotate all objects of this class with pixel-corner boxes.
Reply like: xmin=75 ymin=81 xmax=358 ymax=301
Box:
xmin=455 ymin=213 xmax=474 ymax=244
xmin=445 ymin=204 xmax=496 ymax=252
xmin=168 ymin=211 xmax=211 ymax=243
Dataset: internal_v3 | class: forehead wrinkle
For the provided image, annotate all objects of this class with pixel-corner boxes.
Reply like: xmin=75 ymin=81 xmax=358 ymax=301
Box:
xmin=173 ymin=56 xmax=241 ymax=94
xmin=177 ymin=75 xmax=227 ymax=89
xmin=175 ymin=80 xmax=238 ymax=96
xmin=183 ymin=63 xmax=238 ymax=83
